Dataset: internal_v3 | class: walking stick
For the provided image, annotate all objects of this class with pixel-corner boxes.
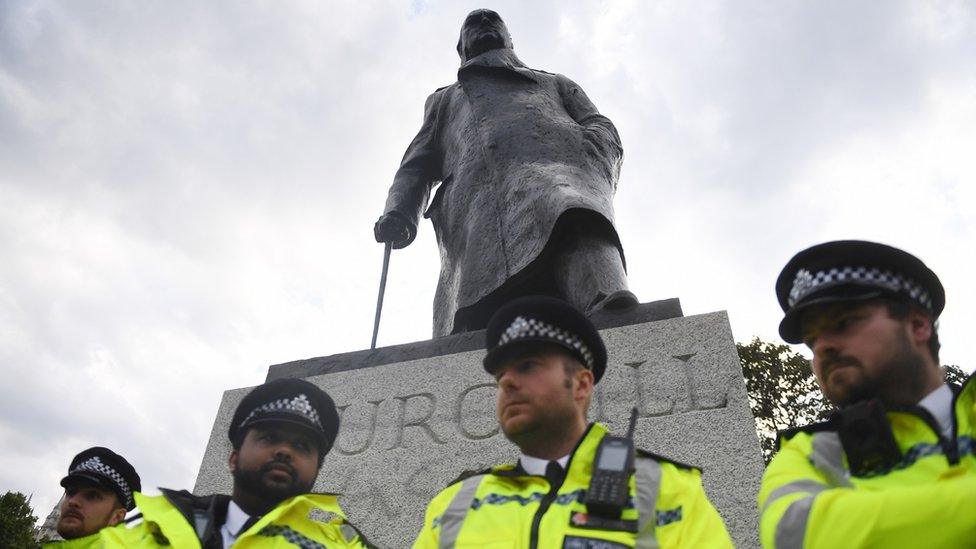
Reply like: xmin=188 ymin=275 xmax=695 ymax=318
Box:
xmin=370 ymin=241 xmax=393 ymax=350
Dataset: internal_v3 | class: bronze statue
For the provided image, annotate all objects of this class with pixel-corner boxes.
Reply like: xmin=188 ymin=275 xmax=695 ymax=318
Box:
xmin=375 ymin=9 xmax=635 ymax=337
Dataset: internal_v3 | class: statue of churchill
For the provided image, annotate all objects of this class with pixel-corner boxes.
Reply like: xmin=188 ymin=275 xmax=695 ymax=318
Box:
xmin=375 ymin=9 xmax=636 ymax=337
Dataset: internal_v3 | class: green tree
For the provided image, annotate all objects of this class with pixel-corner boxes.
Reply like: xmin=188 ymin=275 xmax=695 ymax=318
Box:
xmin=0 ymin=491 xmax=41 ymax=549
xmin=943 ymin=364 xmax=968 ymax=386
xmin=737 ymin=338 xmax=831 ymax=463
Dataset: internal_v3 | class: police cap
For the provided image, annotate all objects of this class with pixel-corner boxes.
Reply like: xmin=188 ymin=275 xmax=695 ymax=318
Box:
xmin=60 ymin=447 xmax=141 ymax=511
xmin=229 ymin=378 xmax=340 ymax=459
xmin=483 ymin=295 xmax=608 ymax=382
xmin=776 ymin=240 xmax=944 ymax=343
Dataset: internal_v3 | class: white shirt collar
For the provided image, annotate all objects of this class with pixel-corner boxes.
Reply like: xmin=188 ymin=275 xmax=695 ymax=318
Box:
xmin=917 ymin=383 xmax=954 ymax=439
xmin=221 ymin=500 xmax=252 ymax=547
xmin=519 ymin=453 xmax=570 ymax=476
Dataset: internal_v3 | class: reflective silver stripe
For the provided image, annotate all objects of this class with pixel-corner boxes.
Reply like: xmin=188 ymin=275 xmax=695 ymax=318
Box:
xmin=634 ymin=457 xmax=662 ymax=549
xmin=772 ymin=433 xmax=850 ymax=548
xmin=809 ymin=432 xmax=852 ymax=488
xmin=775 ymin=495 xmax=814 ymax=549
xmin=339 ymin=523 xmax=358 ymax=542
xmin=439 ymin=475 xmax=483 ymax=549
xmin=762 ymin=480 xmax=827 ymax=513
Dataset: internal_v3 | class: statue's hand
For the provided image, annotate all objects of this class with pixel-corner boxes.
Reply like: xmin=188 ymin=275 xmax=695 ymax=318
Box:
xmin=374 ymin=213 xmax=412 ymax=246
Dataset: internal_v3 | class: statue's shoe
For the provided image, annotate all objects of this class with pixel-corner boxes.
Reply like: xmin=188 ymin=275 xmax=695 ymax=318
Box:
xmin=586 ymin=289 xmax=639 ymax=315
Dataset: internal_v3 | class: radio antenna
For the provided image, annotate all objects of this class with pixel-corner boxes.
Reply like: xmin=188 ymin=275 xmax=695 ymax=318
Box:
xmin=626 ymin=407 xmax=638 ymax=438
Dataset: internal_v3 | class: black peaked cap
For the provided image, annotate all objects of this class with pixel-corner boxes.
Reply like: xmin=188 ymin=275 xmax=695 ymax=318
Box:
xmin=60 ymin=447 xmax=141 ymax=511
xmin=484 ymin=295 xmax=608 ymax=382
xmin=229 ymin=378 xmax=340 ymax=457
xmin=776 ymin=240 xmax=944 ymax=343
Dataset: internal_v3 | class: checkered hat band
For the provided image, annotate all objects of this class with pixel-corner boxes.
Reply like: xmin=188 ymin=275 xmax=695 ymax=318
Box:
xmin=498 ymin=316 xmax=594 ymax=370
xmin=241 ymin=393 xmax=323 ymax=432
xmin=789 ymin=266 xmax=932 ymax=310
xmin=72 ymin=456 xmax=132 ymax=508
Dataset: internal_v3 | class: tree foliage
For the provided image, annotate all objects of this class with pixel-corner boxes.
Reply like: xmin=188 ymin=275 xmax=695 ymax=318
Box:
xmin=0 ymin=491 xmax=40 ymax=549
xmin=943 ymin=364 xmax=968 ymax=386
xmin=737 ymin=338 xmax=831 ymax=463
xmin=739 ymin=338 xmax=973 ymax=463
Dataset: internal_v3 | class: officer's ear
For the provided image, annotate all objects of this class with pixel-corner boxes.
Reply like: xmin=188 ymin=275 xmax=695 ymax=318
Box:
xmin=228 ymin=449 xmax=239 ymax=473
xmin=573 ymin=366 xmax=595 ymax=401
xmin=108 ymin=503 xmax=127 ymax=526
xmin=906 ymin=307 xmax=934 ymax=350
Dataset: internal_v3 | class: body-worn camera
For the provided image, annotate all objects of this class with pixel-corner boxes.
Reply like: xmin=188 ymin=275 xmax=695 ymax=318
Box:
xmin=838 ymin=399 xmax=902 ymax=477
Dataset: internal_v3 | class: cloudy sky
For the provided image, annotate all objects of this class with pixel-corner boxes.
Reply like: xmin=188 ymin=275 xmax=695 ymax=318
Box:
xmin=2 ymin=0 xmax=974 ymax=520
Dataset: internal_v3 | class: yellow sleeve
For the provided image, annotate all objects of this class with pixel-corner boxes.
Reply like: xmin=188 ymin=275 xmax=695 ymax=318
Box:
xmin=98 ymin=521 xmax=160 ymax=548
xmin=411 ymin=481 xmax=465 ymax=549
xmin=656 ymin=463 xmax=734 ymax=549
xmin=760 ymin=434 xmax=976 ymax=548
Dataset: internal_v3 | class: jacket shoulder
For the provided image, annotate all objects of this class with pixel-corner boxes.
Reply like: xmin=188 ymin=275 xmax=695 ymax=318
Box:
xmin=445 ymin=467 xmax=494 ymax=487
xmin=636 ymin=448 xmax=699 ymax=472
xmin=430 ymin=83 xmax=459 ymax=97
xmin=421 ymin=84 xmax=458 ymax=112
xmin=156 ymin=487 xmax=225 ymax=511
xmin=776 ymin=418 xmax=837 ymax=449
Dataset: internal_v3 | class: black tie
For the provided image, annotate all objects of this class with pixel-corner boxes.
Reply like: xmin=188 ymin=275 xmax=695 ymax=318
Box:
xmin=545 ymin=461 xmax=565 ymax=487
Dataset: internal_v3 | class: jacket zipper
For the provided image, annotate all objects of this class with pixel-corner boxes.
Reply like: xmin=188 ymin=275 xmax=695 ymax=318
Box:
xmin=530 ymin=479 xmax=560 ymax=549
xmin=527 ymin=423 xmax=595 ymax=549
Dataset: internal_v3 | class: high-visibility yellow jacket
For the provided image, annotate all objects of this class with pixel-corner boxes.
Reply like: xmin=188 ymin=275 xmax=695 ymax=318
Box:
xmin=759 ymin=374 xmax=976 ymax=548
xmin=99 ymin=489 xmax=371 ymax=548
xmin=412 ymin=423 xmax=732 ymax=548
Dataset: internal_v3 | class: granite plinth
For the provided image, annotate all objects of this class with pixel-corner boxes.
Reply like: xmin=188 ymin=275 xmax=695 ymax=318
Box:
xmin=194 ymin=308 xmax=763 ymax=548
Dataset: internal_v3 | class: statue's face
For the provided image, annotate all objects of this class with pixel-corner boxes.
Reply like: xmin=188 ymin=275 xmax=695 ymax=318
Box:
xmin=458 ymin=9 xmax=513 ymax=60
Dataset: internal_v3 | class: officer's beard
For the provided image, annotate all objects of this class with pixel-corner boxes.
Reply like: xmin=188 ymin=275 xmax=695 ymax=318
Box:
xmin=232 ymin=459 xmax=313 ymax=507
xmin=831 ymin=330 xmax=930 ymax=408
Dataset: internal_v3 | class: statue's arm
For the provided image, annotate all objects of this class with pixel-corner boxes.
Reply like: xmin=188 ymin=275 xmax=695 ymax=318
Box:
xmin=557 ymin=75 xmax=623 ymax=187
xmin=377 ymin=91 xmax=444 ymax=248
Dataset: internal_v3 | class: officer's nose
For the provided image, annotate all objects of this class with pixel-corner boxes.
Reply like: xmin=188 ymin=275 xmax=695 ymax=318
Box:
xmin=811 ymin=330 xmax=838 ymax=357
xmin=273 ymin=444 xmax=293 ymax=460
xmin=496 ymin=369 xmax=518 ymax=392
xmin=811 ymin=336 xmax=840 ymax=375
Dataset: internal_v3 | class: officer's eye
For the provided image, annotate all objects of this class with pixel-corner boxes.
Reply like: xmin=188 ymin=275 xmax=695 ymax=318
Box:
xmin=84 ymin=490 xmax=103 ymax=501
xmin=294 ymin=440 xmax=312 ymax=453
xmin=833 ymin=312 xmax=863 ymax=332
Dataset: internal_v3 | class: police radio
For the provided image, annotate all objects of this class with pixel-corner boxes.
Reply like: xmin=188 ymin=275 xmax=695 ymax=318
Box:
xmin=585 ymin=407 xmax=638 ymax=519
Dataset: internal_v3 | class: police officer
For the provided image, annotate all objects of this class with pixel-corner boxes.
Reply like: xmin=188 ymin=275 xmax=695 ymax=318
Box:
xmin=45 ymin=447 xmax=140 ymax=547
xmin=759 ymin=240 xmax=976 ymax=548
xmin=102 ymin=378 xmax=372 ymax=548
xmin=413 ymin=295 xmax=732 ymax=548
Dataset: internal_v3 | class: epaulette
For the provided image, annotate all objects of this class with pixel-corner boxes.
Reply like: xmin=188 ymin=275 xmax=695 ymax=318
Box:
xmin=446 ymin=467 xmax=493 ymax=487
xmin=635 ymin=448 xmax=699 ymax=471
xmin=776 ymin=416 xmax=839 ymax=450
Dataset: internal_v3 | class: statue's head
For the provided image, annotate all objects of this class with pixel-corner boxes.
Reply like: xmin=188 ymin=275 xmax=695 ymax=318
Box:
xmin=457 ymin=9 xmax=513 ymax=62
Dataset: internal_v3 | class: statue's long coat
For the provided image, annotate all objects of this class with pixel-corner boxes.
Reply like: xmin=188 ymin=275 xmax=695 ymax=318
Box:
xmin=383 ymin=49 xmax=623 ymax=336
